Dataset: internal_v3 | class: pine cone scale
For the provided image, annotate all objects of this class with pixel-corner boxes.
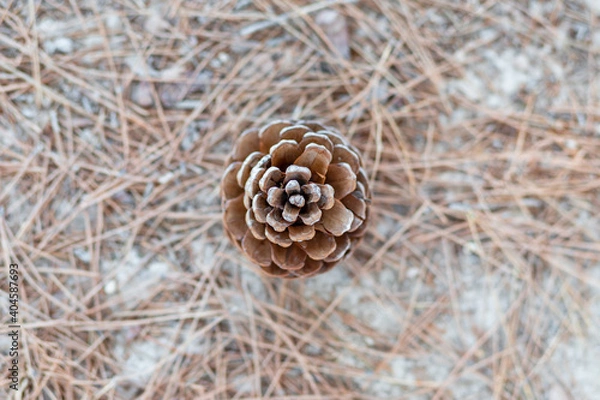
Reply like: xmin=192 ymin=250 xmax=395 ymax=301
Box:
xmin=232 ymin=128 xmax=260 ymax=161
xmin=259 ymin=121 xmax=291 ymax=153
xmin=265 ymin=225 xmax=293 ymax=248
xmin=222 ymin=162 xmax=244 ymax=200
xmin=324 ymin=235 xmax=351 ymax=263
xmin=300 ymin=231 xmax=336 ymax=260
xmin=341 ymin=192 xmax=367 ymax=220
xmin=288 ymin=225 xmax=315 ymax=241
xmin=300 ymin=133 xmax=334 ymax=153
xmin=281 ymin=125 xmax=311 ymax=142
xmin=293 ymin=144 xmax=332 ymax=180
xmin=333 ymin=145 xmax=360 ymax=173
xmin=273 ymin=244 xmax=306 ymax=270
xmin=326 ymin=163 xmax=356 ymax=199
xmin=321 ymin=199 xmax=354 ymax=236
xmin=241 ymin=231 xmax=272 ymax=267
xmin=224 ymin=194 xmax=248 ymax=241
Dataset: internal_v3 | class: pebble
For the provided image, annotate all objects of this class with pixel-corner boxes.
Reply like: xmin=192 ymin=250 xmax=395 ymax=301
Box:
xmin=315 ymin=9 xmax=350 ymax=59
xmin=104 ymin=280 xmax=117 ymax=295
xmin=130 ymin=81 xmax=154 ymax=108
xmin=44 ymin=37 xmax=74 ymax=54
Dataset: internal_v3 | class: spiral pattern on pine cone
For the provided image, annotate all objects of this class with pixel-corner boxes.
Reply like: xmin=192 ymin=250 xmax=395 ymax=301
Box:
xmin=221 ymin=120 xmax=370 ymax=278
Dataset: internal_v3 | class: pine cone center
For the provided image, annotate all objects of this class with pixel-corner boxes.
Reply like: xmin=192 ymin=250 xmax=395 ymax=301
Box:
xmin=253 ymin=164 xmax=336 ymax=233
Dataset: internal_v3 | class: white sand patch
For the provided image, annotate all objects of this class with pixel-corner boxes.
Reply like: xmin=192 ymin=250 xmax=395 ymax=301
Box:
xmin=548 ymin=335 xmax=600 ymax=399
xmin=585 ymin=0 xmax=600 ymax=15
xmin=43 ymin=37 xmax=74 ymax=54
xmin=191 ymin=237 xmax=217 ymax=274
xmin=0 ymin=126 xmax=17 ymax=146
xmin=101 ymin=248 xmax=170 ymax=305
xmin=117 ymin=338 xmax=170 ymax=388
xmin=303 ymin=265 xmax=350 ymax=302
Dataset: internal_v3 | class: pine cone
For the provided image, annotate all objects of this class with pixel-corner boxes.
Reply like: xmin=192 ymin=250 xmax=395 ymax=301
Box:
xmin=221 ymin=120 xmax=370 ymax=278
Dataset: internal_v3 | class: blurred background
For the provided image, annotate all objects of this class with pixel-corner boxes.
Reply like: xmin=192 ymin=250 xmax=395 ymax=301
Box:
xmin=0 ymin=0 xmax=599 ymax=398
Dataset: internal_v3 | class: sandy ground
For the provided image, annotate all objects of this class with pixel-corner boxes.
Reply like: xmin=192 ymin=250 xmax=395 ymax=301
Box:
xmin=0 ymin=0 xmax=599 ymax=399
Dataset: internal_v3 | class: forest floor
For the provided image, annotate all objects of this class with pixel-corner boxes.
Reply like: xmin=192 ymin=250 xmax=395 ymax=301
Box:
xmin=1 ymin=0 xmax=599 ymax=399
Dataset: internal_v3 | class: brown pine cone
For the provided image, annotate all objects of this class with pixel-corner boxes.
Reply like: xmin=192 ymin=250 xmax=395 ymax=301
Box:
xmin=221 ymin=120 xmax=370 ymax=278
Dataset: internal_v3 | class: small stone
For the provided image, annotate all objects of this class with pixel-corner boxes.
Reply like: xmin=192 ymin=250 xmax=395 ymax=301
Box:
xmin=158 ymin=83 xmax=188 ymax=108
xmin=44 ymin=37 xmax=74 ymax=54
xmin=158 ymin=172 xmax=174 ymax=184
xmin=105 ymin=14 xmax=122 ymax=31
xmin=145 ymin=13 xmax=171 ymax=34
xmin=104 ymin=280 xmax=117 ymax=294
xmin=565 ymin=139 xmax=577 ymax=149
xmin=315 ymin=9 xmax=350 ymax=59
xmin=130 ymin=81 xmax=154 ymax=108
